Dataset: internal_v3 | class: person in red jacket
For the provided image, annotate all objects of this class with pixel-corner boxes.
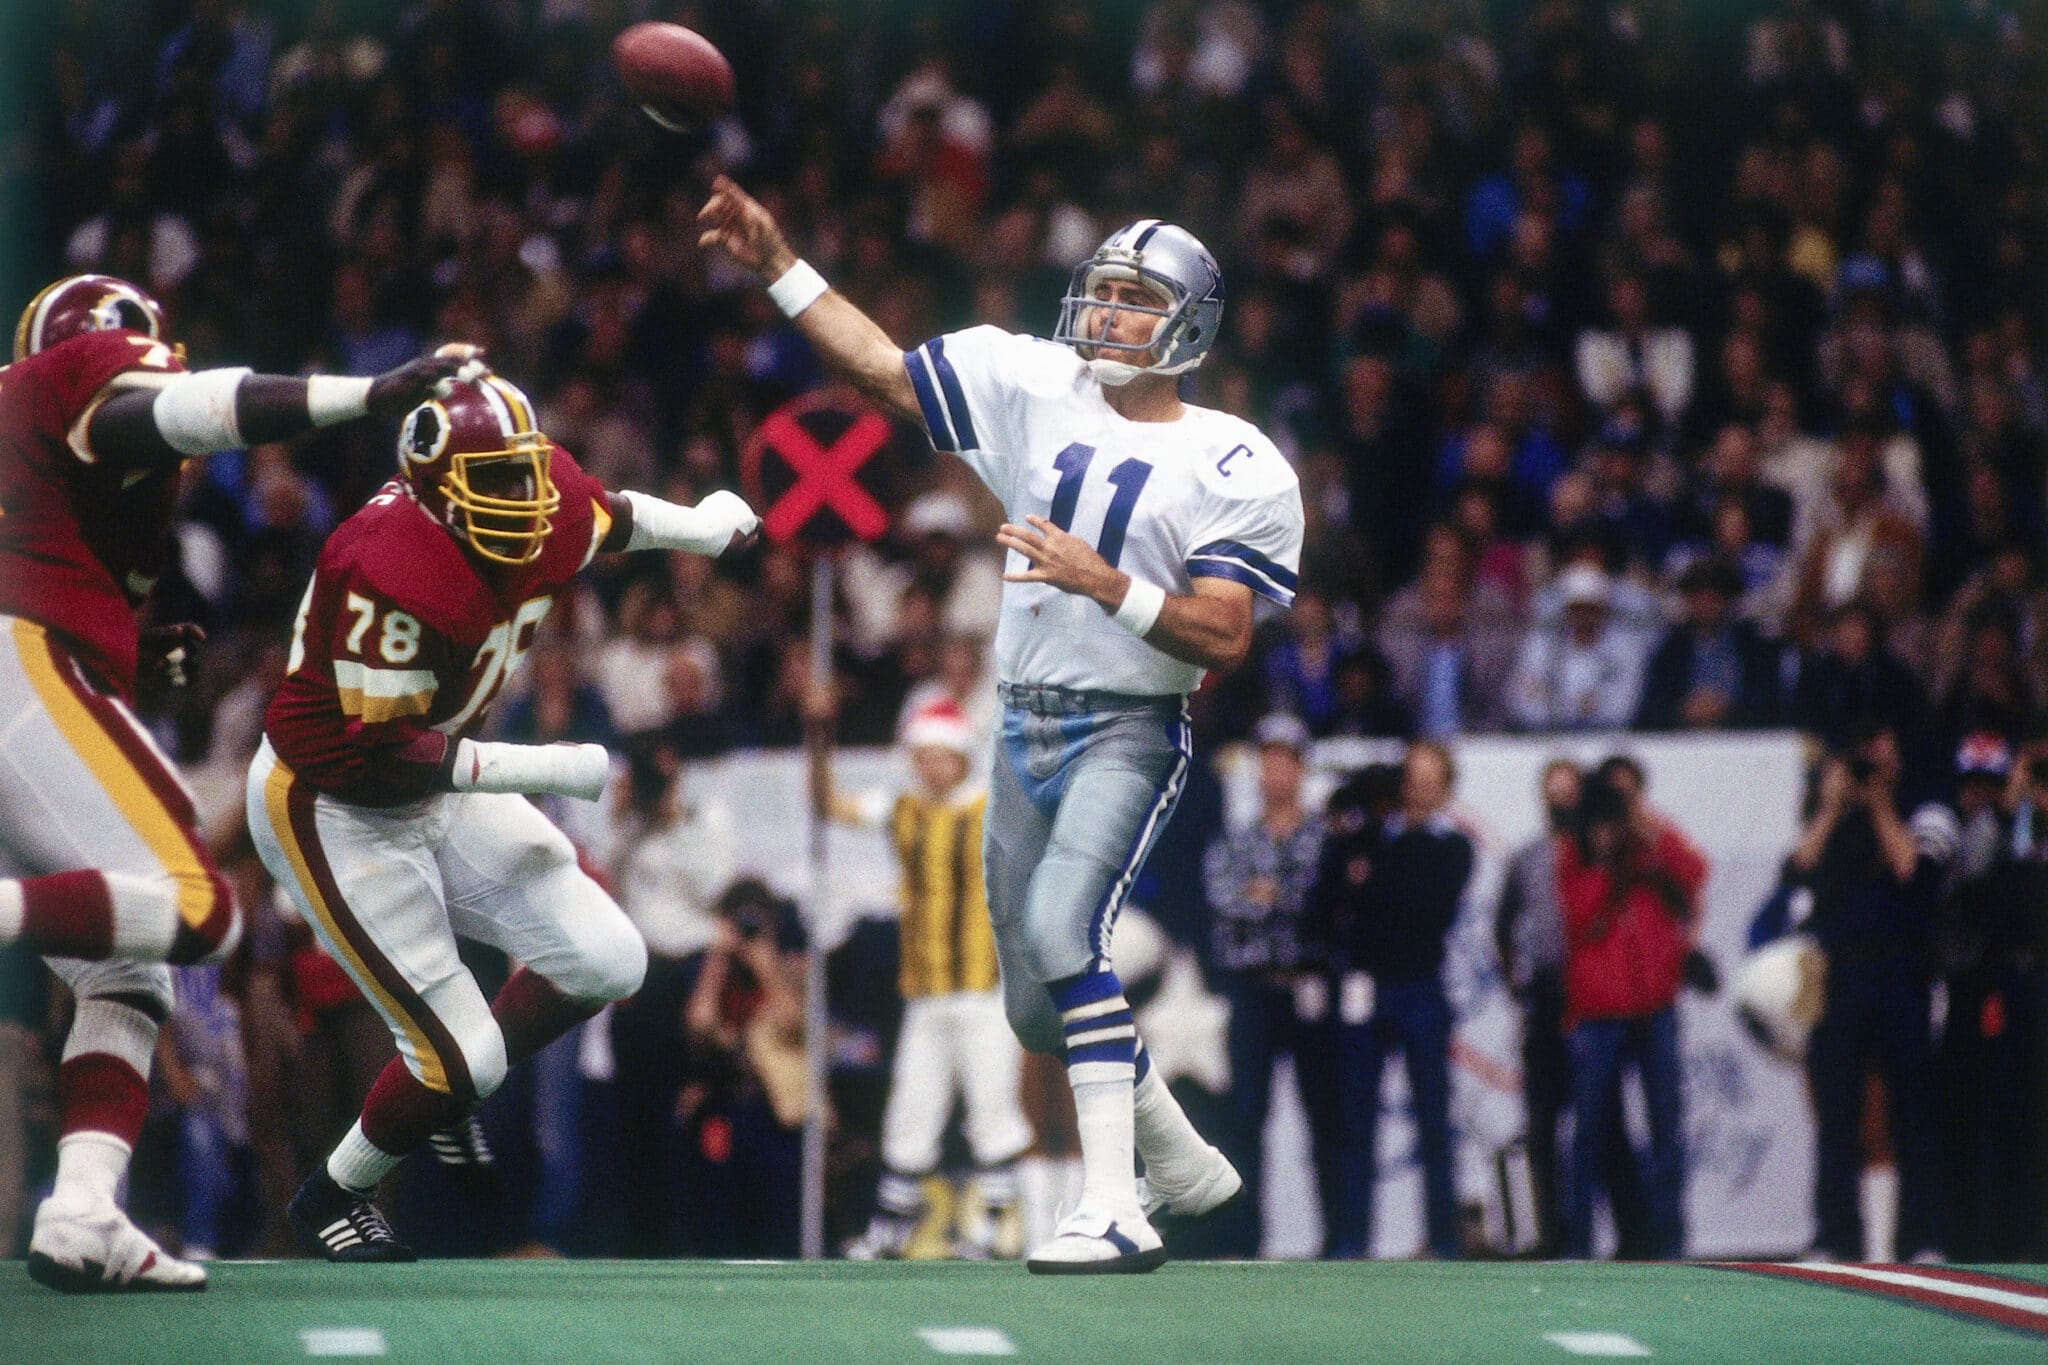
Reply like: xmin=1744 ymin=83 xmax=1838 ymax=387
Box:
xmin=1556 ymin=774 xmax=1707 ymax=1258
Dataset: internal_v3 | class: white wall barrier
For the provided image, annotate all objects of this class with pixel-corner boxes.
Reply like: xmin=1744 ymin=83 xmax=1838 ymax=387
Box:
xmin=688 ymin=731 xmax=1817 ymax=1259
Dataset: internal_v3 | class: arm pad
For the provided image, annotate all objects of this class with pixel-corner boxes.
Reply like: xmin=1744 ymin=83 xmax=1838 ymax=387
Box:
xmin=150 ymin=367 xmax=252 ymax=456
xmin=450 ymin=739 xmax=611 ymax=801
xmin=620 ymin=488 xmax=760 ymax=555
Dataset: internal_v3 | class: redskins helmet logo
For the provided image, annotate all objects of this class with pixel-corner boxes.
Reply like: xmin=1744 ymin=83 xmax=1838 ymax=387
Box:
xmin=401 ymin=401 xmax=452 ymax=465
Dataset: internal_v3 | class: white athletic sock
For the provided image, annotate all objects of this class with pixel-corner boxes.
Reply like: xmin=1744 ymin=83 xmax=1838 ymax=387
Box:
xmin=327 ymin=1120 xmax=401 ymax=1193
xmin=1069 ymin=1076 xmax=1138 ymax=1213
xmin=0 ymin=881 xmax=21 ymax=943
xmin=53 ymin=1131 xmax=130 ymax=1208
xmin=1133 ymin=1051 xmax=1209 ymax=1186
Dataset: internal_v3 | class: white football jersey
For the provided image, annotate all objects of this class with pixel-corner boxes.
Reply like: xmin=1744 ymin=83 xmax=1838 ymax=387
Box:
xmin=905 ymin=326 xmax=1303 ymax=696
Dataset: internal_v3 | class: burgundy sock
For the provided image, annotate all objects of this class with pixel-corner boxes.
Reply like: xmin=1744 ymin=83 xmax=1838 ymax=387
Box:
xmin=492 ymin=967 xmax=599 ymax=1067
xmin=58 ymin=1053 xmax=148 ymax=1147
xmin=357 ymin=1056 xmax=469 ymax=1157
xmin=21 ymin=871 xmax=116 ymax=959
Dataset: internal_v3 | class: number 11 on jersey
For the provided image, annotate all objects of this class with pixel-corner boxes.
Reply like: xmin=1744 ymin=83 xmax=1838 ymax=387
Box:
xmin=1047 ymin=442 xmax=1152 ymax=569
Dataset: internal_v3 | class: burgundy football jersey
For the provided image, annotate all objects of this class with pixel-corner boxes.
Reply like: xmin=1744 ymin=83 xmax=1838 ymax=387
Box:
xmin=0 ymin=328 xmax=188 ymax=696
xmin=264 ymin=445 xmax=613 ymax=806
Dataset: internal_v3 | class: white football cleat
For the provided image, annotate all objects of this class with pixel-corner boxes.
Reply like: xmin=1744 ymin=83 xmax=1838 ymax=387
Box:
xmin=1137 ymin=1143 xmax=1242 ymax=1222
xmin=27 ymin=1195 xmax=207 ymax=1293
xmin=1025 ymin=1204 xmax=1166 ymax=1275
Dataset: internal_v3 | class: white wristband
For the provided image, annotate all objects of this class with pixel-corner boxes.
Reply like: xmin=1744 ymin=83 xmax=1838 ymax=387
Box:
xmin=766 ymin=259 xmax=829 ymax=319
xmin=451 ymin=739 xmax=610 ymax=801
xmin=1112 ymin=578 xmax=1166 ymax=638
xmin=307 ymin=374 xmax=374 ymax=426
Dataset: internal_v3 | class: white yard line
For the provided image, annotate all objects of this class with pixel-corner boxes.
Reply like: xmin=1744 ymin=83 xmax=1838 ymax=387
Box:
xmin=299 ymin=1327 xmax=388 ymax=1357
xmin=1544 ymin=1331 xmax=1653 ymax=1357
xmin=918 ymin=1326 xmax=1019 ymax=1356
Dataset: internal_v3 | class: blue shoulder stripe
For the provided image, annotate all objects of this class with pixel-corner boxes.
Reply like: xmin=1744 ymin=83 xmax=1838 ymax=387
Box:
xmin=902 ymin=347 xmax=957 ymax=452
xmin=1187 ymin=557 xmax=1297 ymax=605
xmin=927 ymin=336 xmax=979 ymax=451
xmin=1189 ymin=539 xmax=1300 ymax=591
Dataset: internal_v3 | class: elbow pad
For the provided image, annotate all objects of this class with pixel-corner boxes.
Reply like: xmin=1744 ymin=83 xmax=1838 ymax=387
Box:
xmin=621 ymin=489 xmax=760 ymax=555
xmin=151 ymin=368 xmax=253 ymax=456
xmin=450 ymin=739 xmax=611 ymax=801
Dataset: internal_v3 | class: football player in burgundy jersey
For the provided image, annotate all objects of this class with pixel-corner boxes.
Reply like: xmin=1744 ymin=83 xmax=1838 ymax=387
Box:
xmin=243 ymin=369 xmax=759 ymax=1261
xmin=0 ymin=274 xmax=484 ymax=1293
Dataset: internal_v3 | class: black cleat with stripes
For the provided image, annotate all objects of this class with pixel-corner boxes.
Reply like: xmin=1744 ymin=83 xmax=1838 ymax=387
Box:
xmin=287 ymin=1169 xmax=417 ymax=1263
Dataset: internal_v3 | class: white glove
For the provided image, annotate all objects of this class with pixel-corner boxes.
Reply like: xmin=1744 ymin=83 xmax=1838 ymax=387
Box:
xmin=451 ymin=740 xmax=610 ymax=801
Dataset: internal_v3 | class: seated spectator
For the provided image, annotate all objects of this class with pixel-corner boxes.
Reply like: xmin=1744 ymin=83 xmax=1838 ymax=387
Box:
xmin=1674 ymin=423 xmax=1794 ymax=556
xmin=1790 ymin=416 xmax=1926 ymax=621
xmin=1557 ymin=775 xmax=1707 ymax=1258
xmin=1325 ymin=645 xmax=1413 ymax=739
xmin=1580 ymin=413 xmax=1676 ymax=573
xmin=1575 ymin=270 xmax=1696 ymax=434
xmin=1635 ymin=560 xmax=1782 ymax=730
xmin=1263 ymin=590 xmax=1348 ymax=735
xmin=1377 ymin=565 xmax=1518 ymax=737
xmin=1508 ymin=566 xmax=1651 ymax=732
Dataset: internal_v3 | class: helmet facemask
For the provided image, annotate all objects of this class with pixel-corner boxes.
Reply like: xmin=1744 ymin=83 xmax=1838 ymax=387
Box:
xmin=443 ymin=434 xmax=561 ymax=567
xmin=1054 ymin=223 xmax=1224 ymax=388
xmin=1056 ymin=261 xmax=1195 ymax=386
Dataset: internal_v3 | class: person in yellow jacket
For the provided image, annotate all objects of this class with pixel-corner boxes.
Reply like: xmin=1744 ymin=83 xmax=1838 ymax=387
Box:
xmin=817 ymin=698 xmax=1032 ymax=1258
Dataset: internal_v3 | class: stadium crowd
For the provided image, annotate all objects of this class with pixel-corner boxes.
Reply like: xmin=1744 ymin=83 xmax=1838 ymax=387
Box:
xmin=0 ymin=0 xmax=2043 ymax=1263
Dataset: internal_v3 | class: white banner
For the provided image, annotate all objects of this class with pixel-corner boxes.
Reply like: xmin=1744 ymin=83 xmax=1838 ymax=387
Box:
xmin=703 ymin=731 xmax=1817 ymax=1259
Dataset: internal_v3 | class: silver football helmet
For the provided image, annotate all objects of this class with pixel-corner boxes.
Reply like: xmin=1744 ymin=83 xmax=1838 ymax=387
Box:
xmin=1054 ymin=220 xmax=1224 ymax=386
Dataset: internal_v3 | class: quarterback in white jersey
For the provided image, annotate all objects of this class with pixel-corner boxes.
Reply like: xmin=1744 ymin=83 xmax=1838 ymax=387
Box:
xmin=906 ymin=324 xmax=1300 ymax=696
xmin=702 ymin=180 xmax=1302 ymax=1273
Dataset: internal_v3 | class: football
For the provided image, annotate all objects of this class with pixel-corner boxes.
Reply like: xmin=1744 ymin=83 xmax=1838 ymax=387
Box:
xmin=611 ymin=22 xmax=734 ymax=132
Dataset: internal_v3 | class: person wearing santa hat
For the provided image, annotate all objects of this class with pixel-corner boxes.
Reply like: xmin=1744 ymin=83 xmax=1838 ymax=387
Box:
xmin=815 ymin=698 xmax=1032 ymax=1259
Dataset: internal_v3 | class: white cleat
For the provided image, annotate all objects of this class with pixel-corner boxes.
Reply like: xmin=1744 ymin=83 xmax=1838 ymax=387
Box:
xmin=1137 ymin=1144 xmax=1242 ymax=1222
xmin=27 ymin=1195 xmax=207 ymax=1294
xmin=1025 ymin=1204 xmax=1166 ymax=1276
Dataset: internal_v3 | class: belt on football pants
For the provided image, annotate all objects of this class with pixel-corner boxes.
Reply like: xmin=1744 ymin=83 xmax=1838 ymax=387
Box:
xmin=996 ymin=681 xmax=1184 ymax=716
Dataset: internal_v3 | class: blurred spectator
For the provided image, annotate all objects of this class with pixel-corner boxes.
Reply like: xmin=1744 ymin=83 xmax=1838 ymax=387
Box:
xmin=160 ymin=964 xmax=250 ymax=1260
xmin=1939 ymin=733 xmax=2047 ymax=1260
xmin=1202 ymin=714 xmax=1333 ymax=1256
xmin=1508 ymin=565 xmax=1649 ymax=732
xmin=1315 ymin=742 xmax=1471 ymax=1260
xmin=677 ymin=880 xmax=807 ymax=1257
xmin=1789 ymin=417 xmax=1925 ymax=621
xmin=1790 ymin=602 xmax=1927 ymax=753
xmin=1784 ymin=728 xmax=1950 ymax=1262
xmin=1635 ymin=560 xmax=1782 ymax=731
xmin=844 ymin=492 xmax=1002 ymax=657
xmin=1575 ymin=270 xmax=1695 ymax=433
xmin=1557 ymin=774 xmax=1706 ymax=1259
xmin=1494 ymin=759 xmax=1579 ymax=1256
xmin=1262 ymin=590 xmax=1348 ymax=736
xmin=589 ymin=736 xmax=734 ymax=1258
xmin=1377 ymin=564 xmax=1517 ymax=737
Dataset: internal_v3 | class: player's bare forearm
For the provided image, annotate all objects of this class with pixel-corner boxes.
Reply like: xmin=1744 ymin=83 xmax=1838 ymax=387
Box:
xmin=997 ymin=514 xmax=1253 ymax=673
xmin=790 ymin=292 xmax=920 ymax=421
xmin=1138 ymin=588 xmax=1253 ymax=673
xmin=697 ymin=174 xmax=918 ymax=421
xmin=84 ymin=347 xmax=487 ymax=467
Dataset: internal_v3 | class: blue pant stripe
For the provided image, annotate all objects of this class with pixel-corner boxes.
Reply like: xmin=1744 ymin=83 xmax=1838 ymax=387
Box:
xmin=1087 ymin=708 xmax=1191 ymax=961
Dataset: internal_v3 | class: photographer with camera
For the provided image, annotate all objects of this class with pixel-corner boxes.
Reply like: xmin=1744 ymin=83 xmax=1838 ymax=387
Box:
xmin=1556 ymin=772 xmax=1707 ymax=1259
xmin=1786 ymin=723 xmax=1952 ymax=1262
xmin=1940 ymin=734 xmax=2048 ymax=1259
